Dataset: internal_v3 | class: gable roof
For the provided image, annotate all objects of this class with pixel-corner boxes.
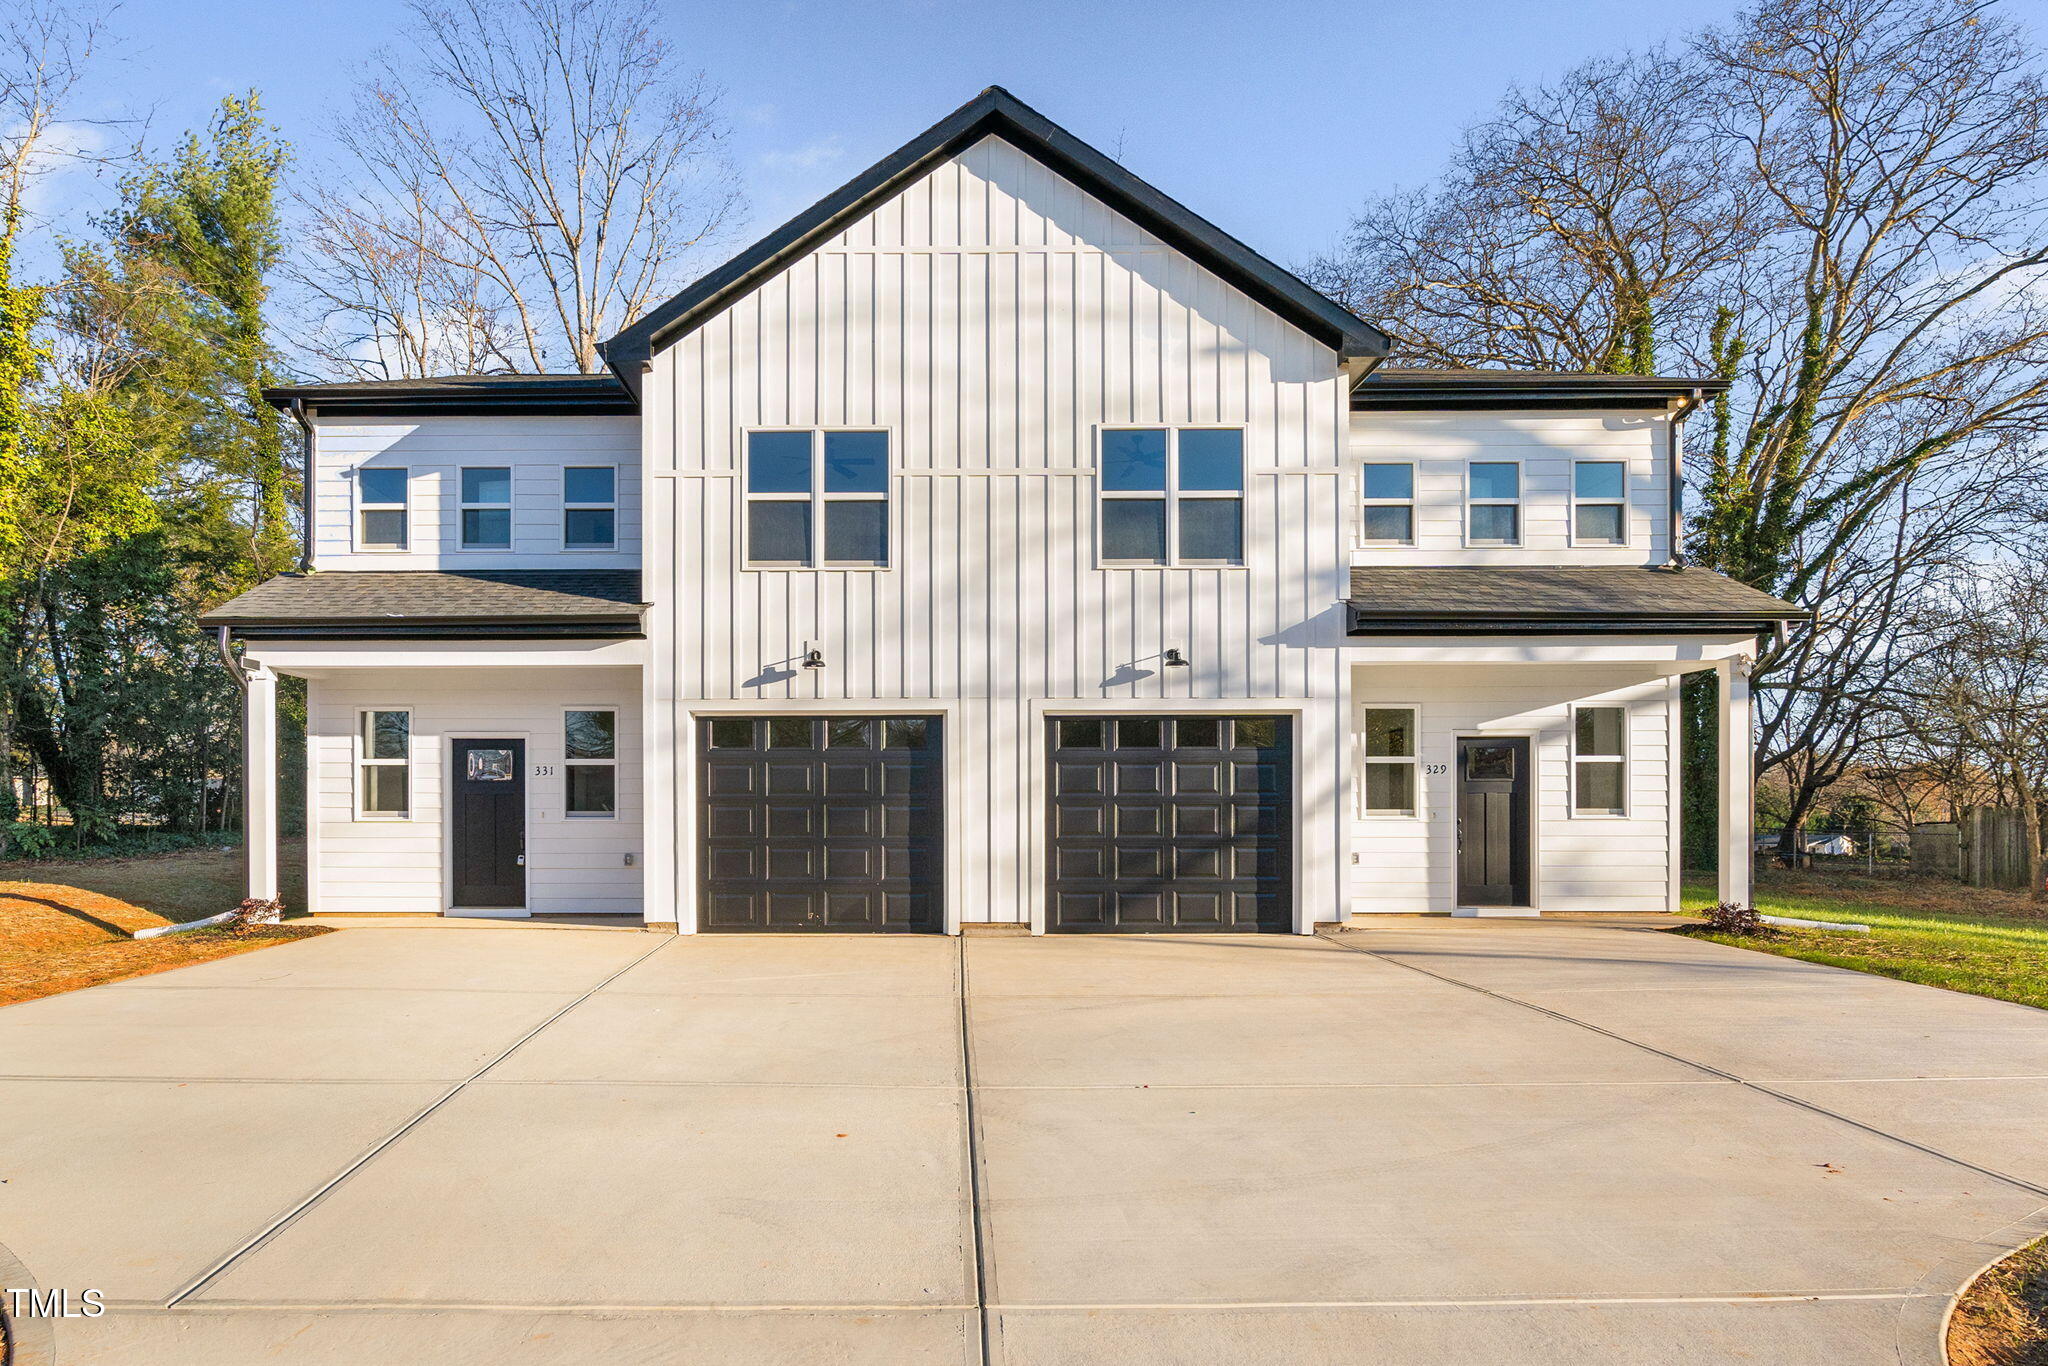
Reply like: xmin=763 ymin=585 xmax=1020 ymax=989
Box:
xmin=599 ymin=87 xmax=1388 ymax=389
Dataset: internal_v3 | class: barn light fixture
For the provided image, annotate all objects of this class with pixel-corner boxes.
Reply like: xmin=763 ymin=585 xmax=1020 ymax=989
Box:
xmin=801 ymin=646 xmax=826 ymax=670
xmin=1163 ymin=648 xmax=1190 ymax=668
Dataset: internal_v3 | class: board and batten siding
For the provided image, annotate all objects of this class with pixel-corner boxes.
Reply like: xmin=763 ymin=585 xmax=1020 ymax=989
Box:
xmin=642 ymin=133 xmax=1354 ymax=929
xmin=1349 ymin=412 xmax=1672 ymax=565
xmin=310 ymin=415 xmax=641 ymax=571
xmin=307 ymin=668 xmax=642 ymax=915
xmin=1351 ymin=666 xmax=1678 ymax=914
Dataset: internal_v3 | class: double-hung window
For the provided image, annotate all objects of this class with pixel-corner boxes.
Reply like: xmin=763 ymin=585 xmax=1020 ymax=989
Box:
xmin=357 ymin=710 xmax=410 ymax=818
xmin=357 ymin=468 xmax=409 ymax=551
xmin=1572 ymin=460 xmax=1628 ymax=546
xmin=1360 ymin=463 xmax=1415 ymax=545
xmin=460 ymin=467 xmax=512 ymax=549
xmin=1099 ymin=427 xmax=1244 ymax=566
xmin=745 ymin=430 xmax=888 ymax=567
xmin=1466 ymin=461 xmax=1521 ymax=545
xmin=1361 ymin=706 xmax=1420 ymax=815
xmin=1573 ymin=705 xmax=1627 ymax=815
xmin=564 ymin=709 xmax=617 ymax=816
xmin=565 ymin=467 xmax=617 ymax=549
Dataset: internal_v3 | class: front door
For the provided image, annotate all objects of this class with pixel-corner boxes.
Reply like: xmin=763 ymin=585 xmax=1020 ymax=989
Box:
xmin=1456 ymin=736 xmax=1530 ymax=908
xmin=452 ymin=738 xmax=526 ymax=908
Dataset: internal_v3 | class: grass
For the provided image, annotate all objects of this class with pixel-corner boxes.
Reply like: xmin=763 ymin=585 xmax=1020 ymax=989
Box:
xmin=1950 ymin=1236 xmax=2048 ymax=1366
xmin=1678 ymin=868 xmax=2048 ymax=1012
xmin=0 ymin=839 xmax=323 ymax=1007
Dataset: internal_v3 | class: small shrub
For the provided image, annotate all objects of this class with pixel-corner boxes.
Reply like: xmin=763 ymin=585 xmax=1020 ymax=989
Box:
xmin=1 ymin=822 xmax=61 ymax=859
xmin=1704 ymin=901 xmax=1768 ymax=935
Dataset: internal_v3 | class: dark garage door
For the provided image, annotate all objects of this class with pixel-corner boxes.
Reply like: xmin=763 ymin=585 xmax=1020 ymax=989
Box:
xmin=1048 ymin=715 xmax=1291 ymax=933
xmin=700 ymin=716 xmax=943 ymax=932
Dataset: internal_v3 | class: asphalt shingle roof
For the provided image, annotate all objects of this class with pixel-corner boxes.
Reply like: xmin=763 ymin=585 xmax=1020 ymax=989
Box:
xmin=1346 ymin=565 xmax=1804 ymax=625
xmin=200 ymin=571 xmax=646 ymax=629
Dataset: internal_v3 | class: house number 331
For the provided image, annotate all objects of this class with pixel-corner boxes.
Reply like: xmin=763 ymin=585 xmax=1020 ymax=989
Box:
xmin=533 ymin=764 xmax=555 ymax=776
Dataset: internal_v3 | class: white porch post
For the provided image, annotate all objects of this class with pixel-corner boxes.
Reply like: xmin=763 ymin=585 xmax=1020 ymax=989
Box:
xmin=244 ymin=662 xmax=280 ymax=902
xmin=1716 ymin=654 xmax=1753 ymax=909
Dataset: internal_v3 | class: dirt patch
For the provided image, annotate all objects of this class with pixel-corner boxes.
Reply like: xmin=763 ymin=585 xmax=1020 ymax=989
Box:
xmin=0 ymin=880 xmax=328 ymax=1007
xmin=1951 ymin=1237 xmax=2048 ymax=1365
xmin=1756 ymin=868 xmax=2048 ymax=923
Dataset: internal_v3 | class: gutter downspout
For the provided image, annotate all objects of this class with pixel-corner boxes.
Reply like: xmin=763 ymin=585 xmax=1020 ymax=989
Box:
xmin=1666 ymin=387 xmax=1706 ymax=569
xmin=286 ymin=399 xmax=314 ymax=574
xmin=215 ymin=626 xmax=252 ymax=901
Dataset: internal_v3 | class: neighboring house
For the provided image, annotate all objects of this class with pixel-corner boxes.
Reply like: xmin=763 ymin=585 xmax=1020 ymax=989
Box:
xmin=201 ymin=88 xmax=1803 ymax=932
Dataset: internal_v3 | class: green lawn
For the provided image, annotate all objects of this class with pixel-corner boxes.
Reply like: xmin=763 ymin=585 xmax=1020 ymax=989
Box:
xmin=1679 ymin=871 xmax=2048 ymax=1012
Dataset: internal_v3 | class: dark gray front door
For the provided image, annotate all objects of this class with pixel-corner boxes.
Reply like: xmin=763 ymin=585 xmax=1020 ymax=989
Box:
xmin=1456 ymin=736 xmax=1530 ymax=907
xmin=452 ymin=738 xmax=525 ymax=908
xmin=1047 ymin=715 xmax=1291 ymax=933
xmin=699 ymin=716 xmax=943 ymax=932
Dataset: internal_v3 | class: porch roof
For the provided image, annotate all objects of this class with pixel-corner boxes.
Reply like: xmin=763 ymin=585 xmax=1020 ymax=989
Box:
xmin=200 ymin=570 xmax=647 ymax=640
xmin=1345 ymin=565 xmax=1806 ymax=636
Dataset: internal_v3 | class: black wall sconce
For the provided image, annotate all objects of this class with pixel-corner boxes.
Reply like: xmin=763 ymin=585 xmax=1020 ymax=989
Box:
xmin=801 ymin=645 xmax=826 ymax=669
xmin=1163 ymin=648 xmax=1190 ymax=668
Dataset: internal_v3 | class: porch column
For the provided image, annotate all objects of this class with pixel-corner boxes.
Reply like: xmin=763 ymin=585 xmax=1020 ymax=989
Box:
xmin=244 ymin=662 xmax=279 ymax=903
xmin=1716 ymin=654 xmax=1753 ymax=909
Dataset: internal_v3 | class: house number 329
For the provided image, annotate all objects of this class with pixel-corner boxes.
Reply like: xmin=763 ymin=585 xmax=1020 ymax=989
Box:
xmin=1423 ymin=763 xmax=1449 ymax=776
xmin=533 ymin=764 xmax=555 ymax=776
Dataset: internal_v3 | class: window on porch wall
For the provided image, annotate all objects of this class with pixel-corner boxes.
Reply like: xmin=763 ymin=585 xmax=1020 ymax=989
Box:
xmin=1362 ymin=706 xmax=1419 ymax=815
xmin=358 ymin=710 xmax=410 ymax=818
xmin=565 ymin=709 xmax=617 ymax=815
xmin=1573 ymin=706 xmax=1627 ymax=815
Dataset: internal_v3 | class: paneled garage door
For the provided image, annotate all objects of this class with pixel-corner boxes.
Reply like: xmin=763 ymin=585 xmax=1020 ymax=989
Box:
xmin=1048 ymin=715 xmax=1291 ymax=933
xmin=699 ymin=716 xmax=943 ymax=932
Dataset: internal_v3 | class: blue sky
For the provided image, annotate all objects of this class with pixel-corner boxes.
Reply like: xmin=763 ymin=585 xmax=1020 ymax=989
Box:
xmin=39 ymin=0 xmax=1793 ymax=279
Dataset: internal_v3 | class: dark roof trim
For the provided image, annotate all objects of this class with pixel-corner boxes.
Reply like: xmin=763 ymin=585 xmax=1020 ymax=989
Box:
xmin=262 ymin=374 xmax=637 ymax=418
xmin=223 ymin=622 xmax=645 ymax=641
xmin=1353 ymin=370 xmax=1729 ymax=412
xmin=1345 ymin=609 xmax=1793 ymax=637
xmin=601 ymin=87 xmax=1388 ymax=386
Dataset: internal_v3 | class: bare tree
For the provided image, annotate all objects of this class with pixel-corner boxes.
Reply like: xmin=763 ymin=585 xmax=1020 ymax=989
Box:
xmin=292 ymin=0 xmax=742 ymax=376
xmin=1313 ymin=0 xmax=2048 ymax=859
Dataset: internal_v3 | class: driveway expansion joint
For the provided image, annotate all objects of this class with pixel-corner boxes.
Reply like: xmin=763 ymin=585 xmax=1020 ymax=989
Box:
xmin=158 ymin=933 xmax=681 ymax=1309
xmin=1316 ymin=931 xmax=2048 ymax=1203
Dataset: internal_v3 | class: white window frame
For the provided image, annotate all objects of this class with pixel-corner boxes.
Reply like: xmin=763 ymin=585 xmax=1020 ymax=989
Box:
xmin=1359 ymin=461 xmax=1417 ymax=547
xmin=1097 ymin=425 xmax=1247 ymax=569
xmin=1359 ymin=703 xmax=1423 ymax=818
xmin=458 ymin=466 xmax=513 ymax=551
xmin=1463 ymin=459 xmax=1523 ymax=548
xmin=355 ymin=708 xmax=412 ymax=821
xmin=563 ymin=706 xmax=619 ymax=819
xmin=1570 ymin=459 xmax=1630 ymax=548
xmin=742 ymin=429 xmax=892 ymax=569
xmin=354 ymin=467 xmax=410 ymax=553
xmin=563 ymin=464 xmax=618 ymax=551
xmin=1570 ymin=703 xmax=1630 ymax=818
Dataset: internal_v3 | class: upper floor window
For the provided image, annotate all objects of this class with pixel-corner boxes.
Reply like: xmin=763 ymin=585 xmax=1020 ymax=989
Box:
xmin=1360 ymin=463 xmax=1415 ymax=545
xmin=745 ymin=430 xmax=888 ymax=568
xmin=565 ymin=466 xmax=617 ymax=549
xmin=564 ymin=708 xmax=617 ymax=816
xmin=1466 ymin=461 xmax=1521 ymax=546
xmin=1573 ymin=705 xmax=1627 ymax=815
xmin=1572 ymin=461 xmax=1628 ymax=546
xmin=1100 ymin=427 xmax=1243 ymax=566
xmin=357 ymin=468 xmax=409 ymax=551
xmin=460 ymin=467 xmax=512 ymax=549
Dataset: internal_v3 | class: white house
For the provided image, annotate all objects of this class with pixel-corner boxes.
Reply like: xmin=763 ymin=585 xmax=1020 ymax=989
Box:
xmin=202 ymin=88 xmax=1801 ymax=933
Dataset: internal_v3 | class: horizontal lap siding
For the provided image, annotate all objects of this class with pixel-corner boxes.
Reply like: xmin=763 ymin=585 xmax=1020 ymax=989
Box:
xmin=309 ymin=669 xmax=643 ymax=915
xmin=650 ymin=134 xmax=1350 ymax=926
xmin=1349 ymin=412 xmax=1669 ymax=565
xmin=1351 ymin=666 xmax=1674 ymax=914
xmin=312 ymin=415 xmax=641 ymax=570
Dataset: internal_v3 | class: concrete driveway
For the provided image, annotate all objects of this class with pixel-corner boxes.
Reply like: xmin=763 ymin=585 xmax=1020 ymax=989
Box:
xmin=4 ymin=917 xmax=2047 ymax=1365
